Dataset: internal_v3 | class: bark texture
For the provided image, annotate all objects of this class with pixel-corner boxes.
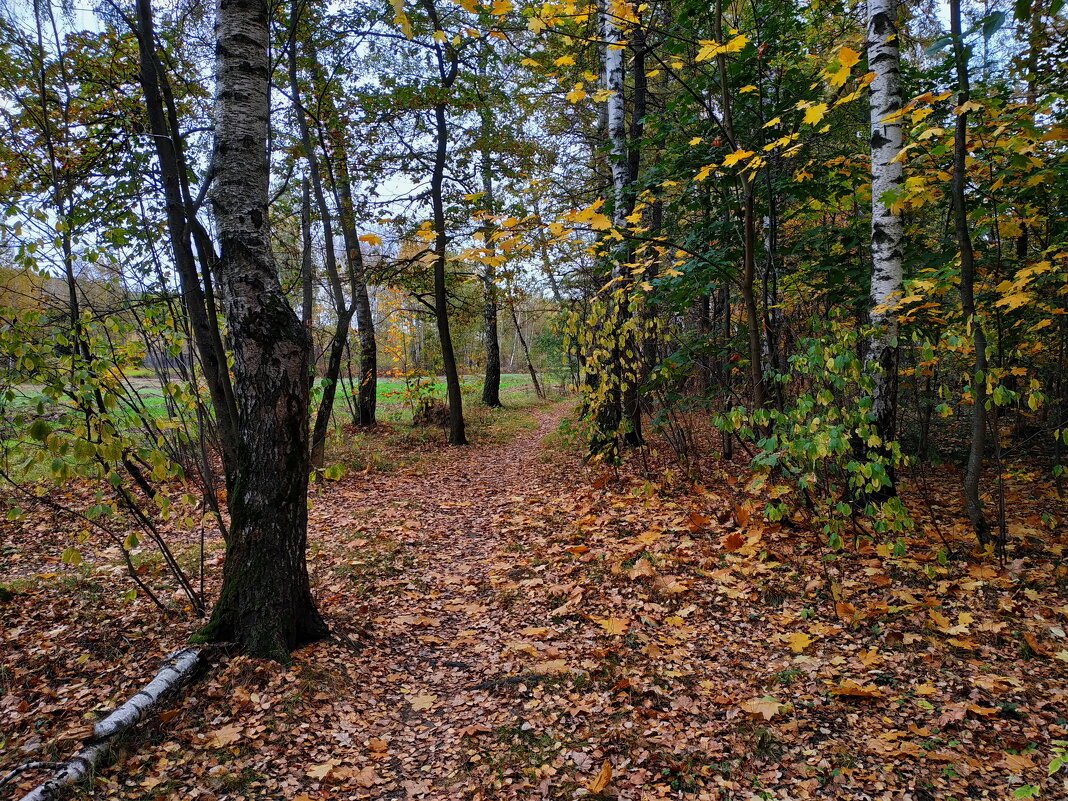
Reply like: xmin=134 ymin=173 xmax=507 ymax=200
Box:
xmin=950 ymin=0 xmax=990 ymax=546
xmin=866 ymin=0 xmax=904 ymax=471
xmin=198 ymin=0 xmax=327 ymax=658
xmin=18 ymin=649 xmax=201 ymax=801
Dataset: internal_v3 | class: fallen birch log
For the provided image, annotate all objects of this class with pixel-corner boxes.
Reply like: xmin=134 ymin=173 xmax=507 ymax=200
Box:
xmin=17 ymin=647 xmax=201 ymax=801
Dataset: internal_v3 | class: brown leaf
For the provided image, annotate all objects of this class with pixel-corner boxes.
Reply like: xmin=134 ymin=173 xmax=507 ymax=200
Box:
xmin=835 ymin=601 xmax=857 ymax=621
xmin=734 ymin=504 xmax=751 ymax=527
xmin=739 ymin=696 xmax=781 ymax=720
xmin=722 ymin=530 xmax=745 ymax=552
xmin=687 ymin=511 xmax=711 ymax=531
xmin=410 ymin=694 xmax=436 ymax=711
xmin=628 ymin=558 xmax=656 ymax=580
xmin=208 ymin=723 xmax=243 ymax=748
xmin=353 ymin=767 xmax=379 ymax=787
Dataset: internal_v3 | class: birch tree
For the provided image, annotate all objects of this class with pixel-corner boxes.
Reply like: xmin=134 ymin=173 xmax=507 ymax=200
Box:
xmin=195 ymin=0 xmax=328 ymax=658
xmin=866 ymin=0 xmax=904 ymax=489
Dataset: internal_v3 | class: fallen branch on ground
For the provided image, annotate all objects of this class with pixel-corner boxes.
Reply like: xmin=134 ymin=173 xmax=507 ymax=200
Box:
xmin=468 ymin=673 xmax=551 ymax=692
xmin=16 ymin=648 xmax=202 ymax=801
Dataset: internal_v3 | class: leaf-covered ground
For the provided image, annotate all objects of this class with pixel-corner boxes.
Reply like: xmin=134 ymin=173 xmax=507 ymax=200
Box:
xmin=2 ymin=400 xmax=1068 ymax=800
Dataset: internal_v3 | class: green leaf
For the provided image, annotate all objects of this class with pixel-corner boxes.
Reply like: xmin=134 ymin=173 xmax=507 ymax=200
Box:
xmin=61 ymin=547 xmax=82 ymax=566
xmin=925 ymin=35 xmax=954 ymax=55
xmin=982 ymin=11 xmax=1007 ymax=40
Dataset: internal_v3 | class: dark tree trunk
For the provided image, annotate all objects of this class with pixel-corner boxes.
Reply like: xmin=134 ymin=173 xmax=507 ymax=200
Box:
xmin=300 ymin=177 xmax=314 ymax=331
xmin=479 ymin=125 xmax=502 ymax=408
xmin=133 ymin=0 xmax=239 ymax=485
xmin=422 ymin=0 xmax=465 ymax=445
xmin=287 ymin=12 xmax=351 ymax=471
xmin=334 ymin=161 xmax=377 ymax=427
xmin=950 ymin=0 xmax=989 ymax=547
xmin=195 ymin=0 xmax=327 ymax=660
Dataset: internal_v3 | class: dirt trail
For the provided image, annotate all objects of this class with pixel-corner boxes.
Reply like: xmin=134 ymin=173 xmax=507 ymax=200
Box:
xmin=301 ymin=402 xmax=576 ymax=799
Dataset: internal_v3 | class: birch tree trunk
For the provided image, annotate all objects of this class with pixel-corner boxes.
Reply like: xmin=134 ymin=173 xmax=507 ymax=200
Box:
xmin=196 ymin=0 xmax=327 ymax=659
xmin=866 ymin=0 xmax=904 ymax=488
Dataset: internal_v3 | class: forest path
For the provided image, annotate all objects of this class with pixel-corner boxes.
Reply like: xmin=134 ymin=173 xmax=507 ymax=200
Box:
xmin=302 ymin=399 xmax=582 ymax=798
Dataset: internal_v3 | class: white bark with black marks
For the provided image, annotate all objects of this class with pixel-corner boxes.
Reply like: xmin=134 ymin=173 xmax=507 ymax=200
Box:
xmin=17 ymin=649 xmax=201 ymax=801
xmin=602 ymin=3 xmax=627 ymax=241
xmin=199 ymin=0 xmax=327 ymax=657
xmin=867 ymin=0 xmax=904 ymax=449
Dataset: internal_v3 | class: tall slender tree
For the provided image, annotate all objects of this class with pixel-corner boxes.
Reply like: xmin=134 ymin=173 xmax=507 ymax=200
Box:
xmin=949 ymin=0 xmax=990 ymax=546
xmin=195 ymin=0 xmax=327 ymax=658
xmin=866 ymin=0 xmax=904 ymax=492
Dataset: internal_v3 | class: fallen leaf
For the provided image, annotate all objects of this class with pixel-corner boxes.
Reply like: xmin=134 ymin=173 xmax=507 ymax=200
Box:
xmin=410 ymin=694 xmax=436 ymax=710
xmin=208 ymin=723 xmax=243 ymax=748
xmin=835 ymin=601 xmax=857 ymax=621
xmin=786 ymin=632 xmax=813 ymax=653
xmin=588 ymin=759 xmax=612 ymax=793
xmin=722 ymin=530 xmax=745 ymax=552
xmin=353 ymin=766 xmax=379 ymax=787
xmin=740 ymin=696 xmax=781 ymax=720
xmin=595 ymin=617 xmax=629 ymax=636
xmin=307 ymin=759 xmax=337 ymax=780
xmin=829 ymin=680 xmax=882 ymax=698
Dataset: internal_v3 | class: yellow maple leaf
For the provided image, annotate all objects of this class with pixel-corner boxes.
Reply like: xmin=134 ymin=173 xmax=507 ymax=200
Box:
xmin=588 ymin=212 xmax=612 ymax=230
xmin=595 ymin=617 xmax=629 ymax=635
xmin=389 ymin=0 xmax=411 ymax=38
xmin=740 ymin=696 xmax=781 ymax=720
xmin=786 ymin=631 xmax=813 ymax=653
xmin=829 ymin=65 xmax=851 ymax=88
xmin=722 ymin=149 xmax=754 ymax=167
xmin=554 ymin=55 xmax=576 ymax=67
xmin=490 ymin=0 xmax=512 ymax=14
xmin=528 ymin=16 xmax=546 ymax=33
xmin=803 ymin=103 xmax=828 ymax=125
xmin=566 ymin=83 xmax=586 ymax=103
xmin=359 ymin=234 xmax=382 ymax=247
xmin=838 ymin=46 xmax=861 ymax=68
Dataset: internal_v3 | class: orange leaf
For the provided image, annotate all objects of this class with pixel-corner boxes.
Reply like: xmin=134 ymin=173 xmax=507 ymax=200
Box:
xmin=830 ymin=680 xmax=882 ymax=698
xmin=588 ymin=759 xmax=612 ymax=794
xmin=687 ymin=511 xmax=711 ymax=531
xmin=734 ymin=504 xmax=751 ymax=527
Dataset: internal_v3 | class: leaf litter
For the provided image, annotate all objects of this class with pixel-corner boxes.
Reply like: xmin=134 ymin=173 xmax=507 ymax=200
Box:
xmin=1 ymin=401 xmax=1067 ymax=799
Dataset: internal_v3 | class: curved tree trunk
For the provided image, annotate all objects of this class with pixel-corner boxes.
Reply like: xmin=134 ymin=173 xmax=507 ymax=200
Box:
xmin=196 ymin=0 xmax=327 ymax=660
xmin=950 ymin=0 xmax=990 ymax=547
xmin=422 ymin=0 xmax=466 ymax=445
